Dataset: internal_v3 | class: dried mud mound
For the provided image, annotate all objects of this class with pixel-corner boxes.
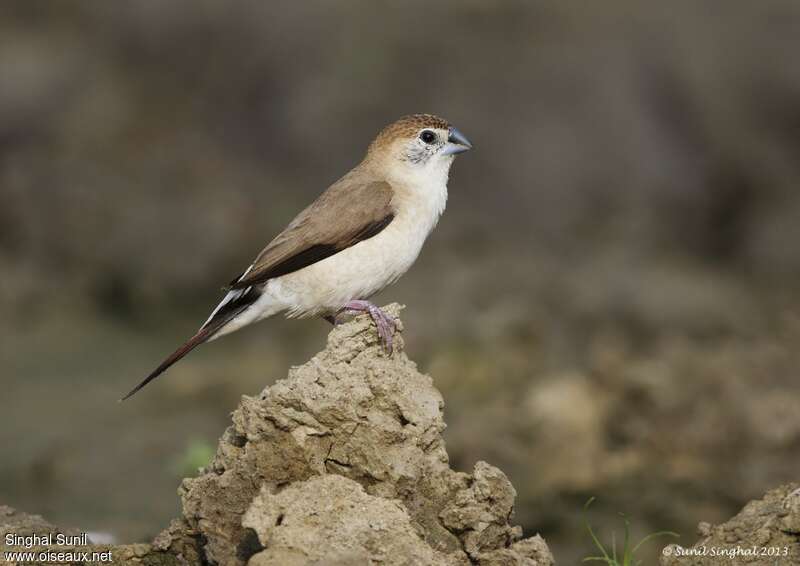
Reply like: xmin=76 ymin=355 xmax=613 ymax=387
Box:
xmin=163 ymin=304 xmax=553 ymax=566
xmin=0 ymin=505 xmax=187 ymax=565
xmin=661 ymin=483 xmax=800 ymax=565
xmin=1 ymin=305 xmax=552 ymax=565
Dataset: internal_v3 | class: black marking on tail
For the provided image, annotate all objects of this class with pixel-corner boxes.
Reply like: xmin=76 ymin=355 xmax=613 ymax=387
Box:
xmin=201 ymin=285 xmax=262 ymax=333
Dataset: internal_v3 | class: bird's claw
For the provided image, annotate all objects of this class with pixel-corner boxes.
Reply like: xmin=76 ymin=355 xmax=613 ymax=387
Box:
xmin=340 ymin=300 xmax=396 ymax=354
xmin=369 ymin=304 xmax=396 ymax=355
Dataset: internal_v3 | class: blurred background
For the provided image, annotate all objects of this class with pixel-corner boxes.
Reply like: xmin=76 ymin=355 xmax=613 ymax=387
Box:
xmin=2 ymin=1 xmax=800 ymax=563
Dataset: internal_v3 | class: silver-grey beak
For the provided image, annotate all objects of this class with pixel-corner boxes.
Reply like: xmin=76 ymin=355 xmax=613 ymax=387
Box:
xmin=443 ymin=126 xmax=473 ymax=155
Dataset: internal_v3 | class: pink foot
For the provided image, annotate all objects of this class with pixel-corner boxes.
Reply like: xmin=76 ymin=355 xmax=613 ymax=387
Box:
xmin=339 ymin=300 xmax=396 ymax=354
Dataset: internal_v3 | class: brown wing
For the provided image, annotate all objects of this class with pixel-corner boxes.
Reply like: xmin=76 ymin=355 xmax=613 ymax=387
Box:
xmin=230 ymin=176 xmax=395 ymax=290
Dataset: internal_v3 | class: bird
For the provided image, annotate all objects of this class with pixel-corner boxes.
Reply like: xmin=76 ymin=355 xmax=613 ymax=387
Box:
xmin=121 ymin=114 xmax=472 ymax=401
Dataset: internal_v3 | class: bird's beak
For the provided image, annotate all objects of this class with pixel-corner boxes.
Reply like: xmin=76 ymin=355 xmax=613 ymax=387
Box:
xmin=443 ymin=126 xmax=473 ymax=155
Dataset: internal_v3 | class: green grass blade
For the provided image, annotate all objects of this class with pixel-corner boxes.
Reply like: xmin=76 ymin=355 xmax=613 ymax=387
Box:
xmin=583 ymin=498 xmax=613 ymax=562
xmin=631 ymin=531 xmax=680 ymax=554
xmin=582 ymin=557 xmax=615 ymax=564
xmin=622 ymin=515 xmax=631 ymax=566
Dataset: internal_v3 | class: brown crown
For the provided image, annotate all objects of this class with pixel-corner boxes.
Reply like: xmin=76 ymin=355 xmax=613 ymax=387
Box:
xmin=369 ymin=114 xmax=450 ymax=152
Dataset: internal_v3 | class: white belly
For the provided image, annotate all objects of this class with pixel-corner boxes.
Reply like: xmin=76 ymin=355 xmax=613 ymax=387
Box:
xmin=263 ymin=209 xmax=432 ymax=317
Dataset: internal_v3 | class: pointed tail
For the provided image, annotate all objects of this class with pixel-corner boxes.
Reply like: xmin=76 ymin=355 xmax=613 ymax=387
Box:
xmin=119 ymin=325 xmax=217 ymax=401
xmin=120 ymin=286 xmax=263 ymax=401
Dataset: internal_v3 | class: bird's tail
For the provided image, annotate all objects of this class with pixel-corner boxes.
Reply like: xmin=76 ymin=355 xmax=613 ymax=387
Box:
xmin=120 ymin=285 xmax=263 ymax=401
xmin=119 ymin=325 xmax=219 ymax=401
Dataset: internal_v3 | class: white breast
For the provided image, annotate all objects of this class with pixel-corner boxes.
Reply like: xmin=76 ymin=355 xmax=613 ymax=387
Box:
xmin=262 ymin=162 xmax=450 ymax=318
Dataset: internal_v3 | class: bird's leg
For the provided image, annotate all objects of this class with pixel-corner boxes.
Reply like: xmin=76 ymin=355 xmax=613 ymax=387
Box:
xmin=339 ymin=300 xmax=396 ymax=354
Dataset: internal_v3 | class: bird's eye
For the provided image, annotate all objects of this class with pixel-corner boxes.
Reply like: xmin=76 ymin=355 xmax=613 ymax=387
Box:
xmin=419 ymin=130 xmax=437 ymax=144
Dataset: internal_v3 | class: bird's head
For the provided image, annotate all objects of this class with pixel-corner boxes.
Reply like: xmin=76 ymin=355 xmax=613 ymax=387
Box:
xmin=366 ymin=114 xmax=472 ymax=179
